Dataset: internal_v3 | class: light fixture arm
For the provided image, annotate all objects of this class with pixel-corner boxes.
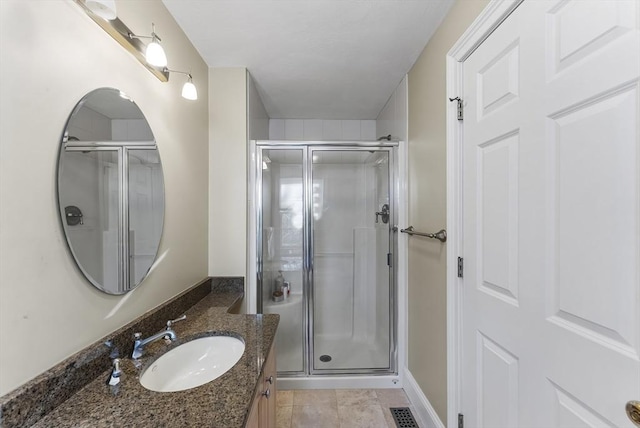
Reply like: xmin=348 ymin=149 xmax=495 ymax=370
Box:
xmin=163 ymin=68 xmax=192 ymax=79
xmin=128 ymin=23 xmax=161 ymax=42
xmin=128 ymin=33 xmax=153 ymax=40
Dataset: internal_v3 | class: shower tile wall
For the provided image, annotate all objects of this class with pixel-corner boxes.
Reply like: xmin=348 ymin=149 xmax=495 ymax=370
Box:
xmin=269 ymin=119 xmax=377 ymax=141
xmin=111 ymin=119 xmax=153 ymax=141
xmin=67 ymin=106 xmax=112 ymax=142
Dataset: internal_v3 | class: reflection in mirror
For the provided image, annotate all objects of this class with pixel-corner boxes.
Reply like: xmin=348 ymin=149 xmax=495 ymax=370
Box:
xmin=128 ymin=149 xmax=163 ymax=285
xmin=60 ymin=150 xmax=121 ymax=291
xmin=57 ymin=88 xmax=164 ymax=294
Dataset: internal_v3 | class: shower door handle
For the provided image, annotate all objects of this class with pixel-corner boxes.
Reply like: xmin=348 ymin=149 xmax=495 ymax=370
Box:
xmin=375 ymin=204 xmax=390 ymax=224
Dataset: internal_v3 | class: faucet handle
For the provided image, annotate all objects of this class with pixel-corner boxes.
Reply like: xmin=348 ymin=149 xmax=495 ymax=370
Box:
xmin=108 ymin=358 xmax=122 ymax=386
xmin=133 ymin=332 xmax=142 ymax=340
xmin=166 ymin=314 xmax=186 ymax=329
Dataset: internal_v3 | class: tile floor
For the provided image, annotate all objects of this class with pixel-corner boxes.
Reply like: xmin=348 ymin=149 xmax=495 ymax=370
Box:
xmin=276 ymin=389 xmax=419 ymax=428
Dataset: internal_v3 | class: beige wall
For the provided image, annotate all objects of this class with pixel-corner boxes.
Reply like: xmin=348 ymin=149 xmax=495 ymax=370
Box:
xmin=407 ymin=0 xmax=489 ymax=423
xmin=208 ymin=68 xmax=248 ymax=277
xmin=0 ymin=0 xmax=209 ymax=396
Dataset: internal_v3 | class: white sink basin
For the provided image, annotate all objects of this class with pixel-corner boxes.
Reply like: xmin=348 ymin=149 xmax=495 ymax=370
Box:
xmin=140 ymin=335 xmax=245 ymax=392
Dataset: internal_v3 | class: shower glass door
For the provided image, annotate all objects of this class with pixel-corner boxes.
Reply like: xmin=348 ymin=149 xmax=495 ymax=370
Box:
xmin=257 ymin=143 xmax=395 ymax=376
xmin=310 ymin=148 xmax=392 ymax=372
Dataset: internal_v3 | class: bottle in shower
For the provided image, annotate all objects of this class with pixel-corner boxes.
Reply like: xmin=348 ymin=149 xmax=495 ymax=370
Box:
xmin=274 ymin=270 xmax=285 ymax=293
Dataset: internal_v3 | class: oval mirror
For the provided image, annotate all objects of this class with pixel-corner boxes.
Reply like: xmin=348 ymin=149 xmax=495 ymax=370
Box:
xmin=57 ymin=88 xmax=164 ymax=294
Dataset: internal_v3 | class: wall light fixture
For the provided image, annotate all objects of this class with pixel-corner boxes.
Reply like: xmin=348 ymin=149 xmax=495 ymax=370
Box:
xmin=128 ymin=24 xmax=168 ymax=68
xmin=74 ymin=0 xmax=169 ymax=81
xmin=164 ymin=68 xmax=198 ymax=100
xmin=75 ymin=0 xmax=198 ymax=101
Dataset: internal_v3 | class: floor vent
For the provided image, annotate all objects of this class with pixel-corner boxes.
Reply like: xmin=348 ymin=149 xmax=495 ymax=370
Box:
xmin=390 ymin=407 xmax=419 ymax=428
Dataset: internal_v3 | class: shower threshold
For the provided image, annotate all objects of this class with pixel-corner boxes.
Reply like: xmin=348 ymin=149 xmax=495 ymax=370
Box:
xmin=278 ymin=374 xmax=401 ymax=391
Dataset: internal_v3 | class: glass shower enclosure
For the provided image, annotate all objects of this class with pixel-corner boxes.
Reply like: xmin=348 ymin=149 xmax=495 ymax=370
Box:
xmin=256 ymin=142 xmax=397 ymax=376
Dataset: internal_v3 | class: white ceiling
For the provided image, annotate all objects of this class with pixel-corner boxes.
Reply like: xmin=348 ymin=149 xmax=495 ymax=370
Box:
xmin=162 ymin=0 xmax=454 ymax=120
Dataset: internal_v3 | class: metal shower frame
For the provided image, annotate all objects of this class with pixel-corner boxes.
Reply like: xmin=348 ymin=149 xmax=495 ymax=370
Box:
xmin=254 ymin=140 xmax=399 ymax=377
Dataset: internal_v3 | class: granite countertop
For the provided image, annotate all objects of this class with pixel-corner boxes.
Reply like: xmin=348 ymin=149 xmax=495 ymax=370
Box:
xmin=31 ymin=292 xmax=279 ymax=428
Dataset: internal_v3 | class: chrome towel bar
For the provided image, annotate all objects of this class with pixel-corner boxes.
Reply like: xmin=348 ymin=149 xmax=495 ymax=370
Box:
xmin=400 ymin=226 xmax=447 ymax=243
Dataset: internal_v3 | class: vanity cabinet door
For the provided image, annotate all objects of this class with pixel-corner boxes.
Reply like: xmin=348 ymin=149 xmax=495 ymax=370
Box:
xmin=259 ymin=388 xmax=269 ymax=427
xmin=246 ymin=342 xmax=277 ymax=428
xmin=246 ymin=378 xmax=262 ymax=428
xmin=263 ymin=342 xmax=277 ymax=428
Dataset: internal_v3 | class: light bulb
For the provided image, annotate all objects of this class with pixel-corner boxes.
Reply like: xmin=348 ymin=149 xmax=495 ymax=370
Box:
xmin=181 ymin=78 xmax=198 ymax=100
xmin=145 ymin=36 xmax=167 ymax=67
xmin=85 ymin=0 xmax=117 ymax=20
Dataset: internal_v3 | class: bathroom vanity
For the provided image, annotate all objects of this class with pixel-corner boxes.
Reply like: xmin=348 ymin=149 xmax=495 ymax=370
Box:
xmin=0 ymin=278 xmax=279 ymax=428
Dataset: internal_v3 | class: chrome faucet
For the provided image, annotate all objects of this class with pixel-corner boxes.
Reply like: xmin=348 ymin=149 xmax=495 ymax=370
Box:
xmin=131 ymin=315 xmax=186 ymax=359
xmin=132 ymin=329 xmax=177 ymax=359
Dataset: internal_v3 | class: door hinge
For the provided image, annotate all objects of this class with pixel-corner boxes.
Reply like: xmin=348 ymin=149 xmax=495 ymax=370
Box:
xmin=457 ymin=257 xmax=464 ymax=278
xmin=458 ymin=413 xmax=464 ymax=428
xmin=449 ymin=96 xmax=463 ymax=120
xmin=387 ymin=253 xmax=392 ymax=267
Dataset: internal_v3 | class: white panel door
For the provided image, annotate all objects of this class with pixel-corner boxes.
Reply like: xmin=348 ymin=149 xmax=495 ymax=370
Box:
xmin=461 ymin=1 xmax=640 ymax=427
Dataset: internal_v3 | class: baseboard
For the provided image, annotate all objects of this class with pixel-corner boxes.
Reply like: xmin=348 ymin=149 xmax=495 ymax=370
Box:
xmin=403 ymin=369 xmax=446 ymax=428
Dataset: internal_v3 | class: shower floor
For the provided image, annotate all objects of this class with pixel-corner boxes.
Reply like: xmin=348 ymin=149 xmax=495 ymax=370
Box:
xmin=313 ymin=335 xmax=389 ymax=371
xmin=265 ymin=294 xmax=391 ymax=373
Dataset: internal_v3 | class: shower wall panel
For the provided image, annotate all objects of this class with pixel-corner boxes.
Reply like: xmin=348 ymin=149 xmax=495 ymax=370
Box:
xmin=312 ymin=163 xmax=377 ymax=341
